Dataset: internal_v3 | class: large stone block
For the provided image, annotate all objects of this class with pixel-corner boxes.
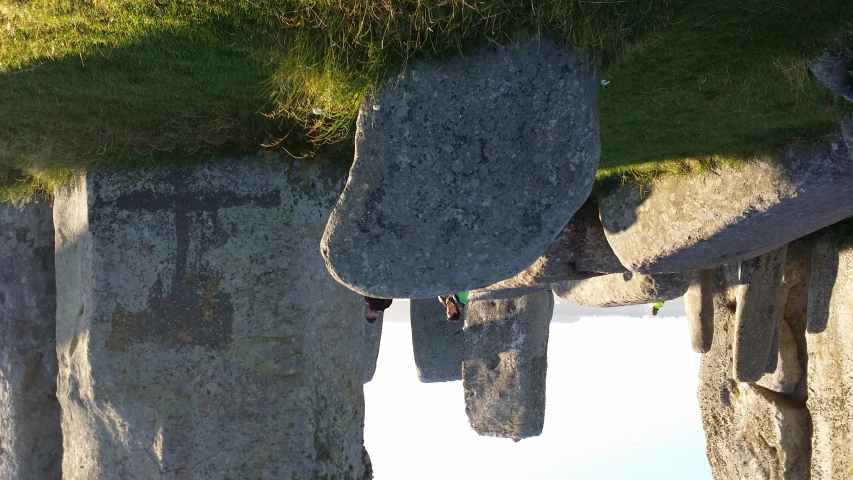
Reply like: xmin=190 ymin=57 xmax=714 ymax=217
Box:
xmin=0 ymin=202 xmax=62 ymax=479
xmin=321 ymin=35 xmax=600 ymax=299
xmin=806 ymin=237 xmax=853 ymax=479
xmin=733 ymin=246 xmax=788 ymax=383
xmin=363 ymin=308 xmax=383 ymax=384
xmin=809 ymin=50 xmax=853 ymax=102
xmin=463 ymin=290 xmax=553 ymax=440
xmin=600 ymin=139 xmax=853 ymax=273
xmin=410 ymin=299 xmax=463 ymax=383
xmin=53 ymin=160 xmax=371 ymax=479
xmin=553 ymin=271 xmax=689 ymax=307
xmin=685 ymin=269 xmax=714 ymax=353
xmin=698 ymin=267 xmax=810 ymax=480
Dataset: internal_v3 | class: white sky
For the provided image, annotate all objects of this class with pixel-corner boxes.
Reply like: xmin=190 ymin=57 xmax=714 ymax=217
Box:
xmin=364 ymin=297 xmax=712 ymax=480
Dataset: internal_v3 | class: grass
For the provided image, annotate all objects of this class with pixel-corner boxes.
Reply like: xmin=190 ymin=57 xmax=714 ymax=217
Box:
xmin=1 ymin=0 xmax=852 ymax=201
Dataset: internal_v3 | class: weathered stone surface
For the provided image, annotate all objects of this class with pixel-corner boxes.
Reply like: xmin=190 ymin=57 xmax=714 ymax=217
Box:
xmin=54 ymin=160 xmax=371 ymax=479
xmin=809 ymin=50 xmax=853 ymax=101
xmin=410 ymin=299 xmax=463 ymax=383
xmin=363 ymin=308 xmax=383 ymax=384
xmin=552 ymin=271 xmax=689 ymax=307
xmin=463 ymin=290 xmax=553 ymax=439
xmin=685 ymin=269 xmax=714 ymax=353
xmin=806 ymin=237 xmax=853 ymax=479
xmin=699 ymin=266 xmax=810 ymax=480
xmin=756 ymin=319 xmax=801 ymax=395
xmin=0 ymin=202 xmax=62 ymax=479
xmin=843 ymin=115 xmax=853 ymax=154
xmin=781 ymin=241 xmax=811 ymax=404
xmin=733 ymin=246 xmax=788 ymax=383
xmin=469 ymin=283 xmax=554 ymax=302
xmin=600 ymin=139 xmax=853 ymax=273
xmin=321 ymin=36 xmax=599 ymax=299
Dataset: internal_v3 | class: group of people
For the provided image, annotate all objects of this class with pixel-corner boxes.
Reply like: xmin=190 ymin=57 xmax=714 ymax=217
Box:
xmin=364 ymin=294 xmax=665 ymax=323
xmin=364 ymin=292 xmax=469 ymax=324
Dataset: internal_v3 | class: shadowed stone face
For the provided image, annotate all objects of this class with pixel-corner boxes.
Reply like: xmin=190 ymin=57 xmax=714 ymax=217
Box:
xmin=410 ymin=298 xmax=463 ymax=383
xmin=322 ymin=35 xmax=600 ymax=299
xmin=53 ymin=160 xmax=371 ymax=480
xmin=0 ymin=201 xmax=62 ymax=480
xmin=600 ymin=139 xmax=853 ymax=273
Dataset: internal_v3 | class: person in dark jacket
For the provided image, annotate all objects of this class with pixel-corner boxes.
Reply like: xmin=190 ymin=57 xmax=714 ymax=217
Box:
xmin=438 ymin=292 xmax=469 ymax=322
xmin=364 ymin=297 xmax=393 ymax=324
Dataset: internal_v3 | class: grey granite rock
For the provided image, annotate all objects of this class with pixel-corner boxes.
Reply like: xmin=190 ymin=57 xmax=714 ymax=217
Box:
xmin=463 ymin=290 xmax=553 ymax=439
xmin=410 ymin=298 xmax=463 ymax=382
xmin=806 ymin=236 xmax=853 ymax=479
xmin=0 ymin=202 xmax=62 ymax=480
xmin=698 ymin=266 xmax=810 ymax=480
xmin=686 ymin=269 xmax=714 ymax=353
xmin=600 ymin=139 xmax=853 ymax=273
xmin=733 ymin=246 xmax=788 ymax=383
xmin=553 ymin=271 xmax=689 ymax=307
xmin=321 ymin=35 xmax=600 ymax=299
xmin=53 ymin=160 xmax=370 ymax=480
xmin=809 ymin=50 xmax=853 ymax=101
xmin=363 ymin=307 xmax=383 ymax=384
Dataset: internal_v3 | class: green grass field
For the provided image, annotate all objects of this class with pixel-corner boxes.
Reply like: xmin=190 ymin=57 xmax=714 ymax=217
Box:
xmin=1 ymin=0 xmax=852 ymax=200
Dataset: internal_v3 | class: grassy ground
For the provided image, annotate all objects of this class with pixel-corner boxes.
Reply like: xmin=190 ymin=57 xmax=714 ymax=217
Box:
xmin=1 ymin=0 xmax=852 ymax=201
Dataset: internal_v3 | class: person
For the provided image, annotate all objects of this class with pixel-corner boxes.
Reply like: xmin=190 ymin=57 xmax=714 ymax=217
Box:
xmin=364 ymin=297 xmax=393 ymax=324
xmin=438 ymin=292 xmax=469 ymax=322
xmin=651 ymin=300 xmax=665 ymax=316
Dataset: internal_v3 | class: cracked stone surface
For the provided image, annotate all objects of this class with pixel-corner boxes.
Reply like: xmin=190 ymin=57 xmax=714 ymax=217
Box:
xmin=321 ymin=35 xmax=599 ymax=299
xmin=0 ymin=201 xmax=62 ymax=480
xmin=53 ymin=159 xmax=371 ymax=480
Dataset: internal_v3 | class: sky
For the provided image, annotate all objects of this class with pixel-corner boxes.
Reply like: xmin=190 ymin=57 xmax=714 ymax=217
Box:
xmin=363 ymin=297 xmax=713 ymax=480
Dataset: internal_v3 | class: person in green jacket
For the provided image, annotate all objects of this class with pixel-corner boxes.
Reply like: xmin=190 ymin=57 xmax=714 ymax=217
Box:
xmin=438 ymin=292 xmax=469 ymax=322
xmin=651 ymin=301 xmax=665 ymax=316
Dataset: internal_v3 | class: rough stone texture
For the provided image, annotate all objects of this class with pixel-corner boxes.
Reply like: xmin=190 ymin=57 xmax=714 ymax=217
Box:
xmin=685 ymin=269 xmax=714 ymax=353
xmin=479 ymin=200 xmax=623 ymax=290
xmin=463 ymin=290 xmax=553 ymax=439
xmin=809 ymin=50 xmax=853 ymax=101
xmin=733 ymin=246 xmax=788 ymax=383
xmin=600 ymin=139 xmax=853 ymax=273
xmin=0 ymin=202 xmax=62 ymax=479
xmin=363 ymin=308 xmax=383 ymax=384
xmin=806 ymin=237 xmax=853 ymax=479
xmin=321 ymin=36 xmax=600 ymax=299
xmin=756 ymin=319 xmax=801 ymax=395
xmin=780 ymin=241 xmax=811 ymax=405
xmin=469 ymin=283 xmax=554 ymax=302
xmin=699 ymin=266 xmax=810 ymax=480
xmin=410 ymin=299 xmax=463 ymax=383
xmin=552 ymin=272 xmax=689 ymax=307
xmin=53 ymin=160 xmax=371 ymax=480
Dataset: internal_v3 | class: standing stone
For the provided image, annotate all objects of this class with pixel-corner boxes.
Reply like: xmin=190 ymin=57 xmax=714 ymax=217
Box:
xmin=809 ymin=50 xmax=853 ymax=101
xmin=685 ymin=269 xmax=714 ymax=353
xmin=553 ymin=271 xmax=689 ymax=307
xmin=53 ymin=160 xmax=371 ymax=479
xmin=806 ymin=237 xmax=853 ymax=479
xmin=410 ymin=299 xmax=463 ymax=383
xmin=600 ymin=139 xmax=853 ymax=273
xmin=463 ymin=290 xmax=553 ymax=439
xmin=321 ymin=35 xmax=600 ymax=299
xmin=0 ymin=202 xmax=62 ymax=479
xmin=363 ymin=308 xmax=383 ymax=384
xmin=698 ymin=266 xmax=810 ymax=480
xmin=733 ymin=246 xmax=788 ymax=383
xmin=756 ymin=319 xmax=801 ymax=395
